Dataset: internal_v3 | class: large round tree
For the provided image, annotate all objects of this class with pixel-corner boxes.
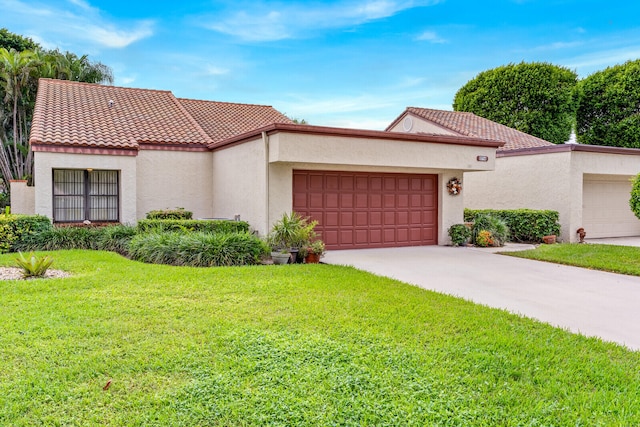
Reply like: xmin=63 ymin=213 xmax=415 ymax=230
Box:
xmin=576 ymin=59 xmax=640 ymax=148
xmin=453 ymin=62 xmax=578 ymax=144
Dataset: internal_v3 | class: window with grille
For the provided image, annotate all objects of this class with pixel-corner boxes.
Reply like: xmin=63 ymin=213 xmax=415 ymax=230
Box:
xmin=53 ymin=169 xmax=119 ymax=222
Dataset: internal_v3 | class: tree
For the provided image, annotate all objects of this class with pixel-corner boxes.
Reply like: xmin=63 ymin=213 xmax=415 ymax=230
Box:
xmin=0 ymin=28 xmax=38 ymax=52
xmin=576 ymin=59 xmax=640 ymax=148
xmin=453 ymin=62 xmax=578 ymax=144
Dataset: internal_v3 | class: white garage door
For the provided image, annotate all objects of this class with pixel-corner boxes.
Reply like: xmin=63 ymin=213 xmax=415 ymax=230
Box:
xmin=583 ymin=177 xmax=640 ymax=238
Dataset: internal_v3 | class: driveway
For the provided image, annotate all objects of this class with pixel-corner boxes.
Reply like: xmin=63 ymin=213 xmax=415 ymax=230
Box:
xmin=323 ymin=245 xmax=640 ymax=351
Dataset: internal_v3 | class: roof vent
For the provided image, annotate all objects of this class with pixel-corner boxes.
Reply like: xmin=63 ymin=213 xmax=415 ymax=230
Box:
xmin=108 ymin=100 xmax=115 ymax=108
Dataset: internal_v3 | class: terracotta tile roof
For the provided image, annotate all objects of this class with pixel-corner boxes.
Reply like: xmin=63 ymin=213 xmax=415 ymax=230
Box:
xmin=395 ymin=107 xmax=554 ymax=151
xmin=177 ymin=98 xmax=293 ymax=145
xmin=30 ymin=79 xmax=213 ymax=149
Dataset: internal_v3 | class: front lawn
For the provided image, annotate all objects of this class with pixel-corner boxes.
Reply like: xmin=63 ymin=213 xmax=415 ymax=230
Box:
xmin=1 ymin=250 xmax=639 ymax=426
xmin=505 ymin=243 xmax=640 ymax=276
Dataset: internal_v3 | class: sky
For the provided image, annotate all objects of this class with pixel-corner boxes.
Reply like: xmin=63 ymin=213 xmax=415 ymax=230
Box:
xmin=2 ymin=0 xmax=640 ymax=130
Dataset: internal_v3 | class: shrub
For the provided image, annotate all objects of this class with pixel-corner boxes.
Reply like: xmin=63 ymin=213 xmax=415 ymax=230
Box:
xmin=0 ymin=213 xmax=52 ymax=253
xmin=129 ymin=231 xmax=269 ymax=267
xmin=465 ymin=209 xmax=560 ymax=243
xmin=14 ymin=252 xmax=54 ymax=278
xmin=630 ymin=173 xmax=640 ymax=220
xmin=475 ymin=230 xmax=494 ymax=247
xmin=448 ymin=224 xmax=472 ymax=246
xmin=145 ymin=208 xmax=193 ymax=220
xmin=137 ymin=219 xmax=249 ymax=234
xmin=471 ymin=214 xmax=509 ymax=247
xmin=0 ymin=192 xmax=9 ymax=209
xmin=14 ymin=226 xmax=103 ymax=251
xmin=97 ymin=224 xmax=138 ymax=256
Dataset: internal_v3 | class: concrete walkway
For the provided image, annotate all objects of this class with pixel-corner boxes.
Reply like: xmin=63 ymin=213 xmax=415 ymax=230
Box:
xmin=323 ymin=245 xmax=640 ymax=351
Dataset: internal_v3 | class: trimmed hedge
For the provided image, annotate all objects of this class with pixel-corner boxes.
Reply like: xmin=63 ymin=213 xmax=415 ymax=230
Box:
xmin=137 ymin=219 xmax=249 ymax=234
xmin=145 ymin=208 xmax=193 ymax=220
xmin=464 ymin=209 xmax=560 ymax=243
xmin=129 ymin=231 xmax=268 ymax=267
xmin=0 ymin=214 xmax=52 ymax=253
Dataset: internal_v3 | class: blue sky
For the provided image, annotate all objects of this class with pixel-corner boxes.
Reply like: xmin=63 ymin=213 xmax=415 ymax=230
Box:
xmin=2 ymin=0 xmax=640 ymax=129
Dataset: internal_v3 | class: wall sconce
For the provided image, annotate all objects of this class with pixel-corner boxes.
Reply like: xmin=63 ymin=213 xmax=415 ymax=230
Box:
xmin=476 ymin=156 xmax=488 ymax=162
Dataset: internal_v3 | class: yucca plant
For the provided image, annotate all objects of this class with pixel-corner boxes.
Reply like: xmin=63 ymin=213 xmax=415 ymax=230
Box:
xmin=14 ymin=252 xmax=54 ymax=278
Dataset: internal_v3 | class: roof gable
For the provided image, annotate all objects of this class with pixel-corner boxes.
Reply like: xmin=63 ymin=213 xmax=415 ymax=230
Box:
xmin=388 ymin=107 xmax=554 ymax=152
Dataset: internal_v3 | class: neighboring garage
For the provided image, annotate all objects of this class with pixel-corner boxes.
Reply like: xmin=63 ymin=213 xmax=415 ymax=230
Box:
xmin=582 ymin=175 xmax=640 ymax=238
xmin=292 ymin=170 xmax=437 ymax=249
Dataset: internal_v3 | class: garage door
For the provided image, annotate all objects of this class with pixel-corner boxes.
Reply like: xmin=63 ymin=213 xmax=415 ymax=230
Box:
xmin=292 ymin=170 xmax=438 ymax=249
xmin=583 ymin=177 xmax=640 ymax=238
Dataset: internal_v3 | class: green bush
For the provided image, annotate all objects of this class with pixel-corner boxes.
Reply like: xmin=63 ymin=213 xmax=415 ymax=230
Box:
xmin=0 ymin=214 xmax=52 ymax=253
xmin=448 ymin=224 xmax=471 ymax=246
xmin=0 ymin=192 xmax=9 ymax=209
xmin=129 ymin=231 xmax=268 ymax=267
xmin=630 ymin=173 xmax=640 ymax=220
xmin=97 ymin=224 xmax=138 ymax=256
xmin=470 ymin=214 xmax=509 ymax=247
xmin=137 ymin=219 xmax=249 ymax=234
xmin=465 ymin=209 xmax=560 ymax=243
xmin=145 ymin=208 xmax=193 ymax=220
xmin=15 ymin=224 xmax=139 ymax=255
xmin=15 ymin=226 xmax=103 ymax=251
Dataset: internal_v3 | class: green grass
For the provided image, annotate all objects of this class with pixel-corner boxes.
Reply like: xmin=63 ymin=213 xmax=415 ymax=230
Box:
xmin=1 ymin=250 xmax=639 ymax=426
xmin=506 ymin=243 xmax=640 ymax=276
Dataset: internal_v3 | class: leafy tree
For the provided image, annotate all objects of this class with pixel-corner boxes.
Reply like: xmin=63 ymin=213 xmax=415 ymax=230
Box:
xmin=576 ymin=59 xmax=640 ymax=147
xmin=0 ymin=28 xmax=38 ymax=52
xmin=453 ymin=62 xmax=578 ymax=144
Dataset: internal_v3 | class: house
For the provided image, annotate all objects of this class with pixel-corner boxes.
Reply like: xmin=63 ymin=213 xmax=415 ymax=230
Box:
xmin=10 ymin=79 xmax=502 ymax=249
xmin=388 ymin=107 xmax=640 ymax=242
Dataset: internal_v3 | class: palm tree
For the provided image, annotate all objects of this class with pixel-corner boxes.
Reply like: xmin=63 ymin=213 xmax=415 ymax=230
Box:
xmin=0 ymin=48 xmax=39 ymax=184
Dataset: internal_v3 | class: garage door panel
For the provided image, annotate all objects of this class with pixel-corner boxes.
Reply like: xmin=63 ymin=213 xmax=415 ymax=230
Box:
xmin=293 ymin=170 xmax=438 ymax=249
xmin=583 ymin=178 xmax=640 ymax=238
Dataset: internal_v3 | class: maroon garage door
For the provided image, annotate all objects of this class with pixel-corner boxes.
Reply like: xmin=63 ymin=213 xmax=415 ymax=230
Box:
xmin=292 ymin=170 xmax=438 ymax=249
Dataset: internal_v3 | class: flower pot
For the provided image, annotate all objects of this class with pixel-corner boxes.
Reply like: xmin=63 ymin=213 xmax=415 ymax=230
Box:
xmin=542 ymin=235 xmax=556 ymax=244
xmin=271 ymin=252 xmax=291 ymax=265
xmin=305 ymin=252 xmax=320 ymax=264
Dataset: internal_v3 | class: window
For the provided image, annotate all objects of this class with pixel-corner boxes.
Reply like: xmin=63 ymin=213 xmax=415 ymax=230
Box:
xmin=53 ymin=169 xmax=119 ymax=222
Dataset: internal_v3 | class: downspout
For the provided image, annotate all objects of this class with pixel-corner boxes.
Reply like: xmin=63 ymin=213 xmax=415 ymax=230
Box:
xmin=262 ymin=131 xmax=270 ymax=236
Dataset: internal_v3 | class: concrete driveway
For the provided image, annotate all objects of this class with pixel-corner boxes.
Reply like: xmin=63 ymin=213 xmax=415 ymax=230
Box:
xmin=323 ymin=245 xmax=640 ymax=351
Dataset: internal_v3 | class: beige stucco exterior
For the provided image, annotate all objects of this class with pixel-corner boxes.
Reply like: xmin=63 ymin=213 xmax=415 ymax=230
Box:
xmin=214 ymin=130 xmax=498 ymax=244
xmin=8 ymin=180 xmax=35 ymax=214
xmin=33 ymin=151 xmax=138 ymax=224
xmin=464 ymin=148 xmax=640 ymax=242
xmin=136 ymin=149 xmax=213 ymax=219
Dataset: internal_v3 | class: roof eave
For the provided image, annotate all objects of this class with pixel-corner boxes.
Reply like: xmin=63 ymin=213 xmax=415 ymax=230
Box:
xmin=210 ymin=123 xmax=504 ymax=151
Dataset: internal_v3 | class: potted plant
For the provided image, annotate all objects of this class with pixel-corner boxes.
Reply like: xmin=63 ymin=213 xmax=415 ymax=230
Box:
xmin=267 ymin=212 xmax=319 ymax=264
xmin=271 ymin=249 xmax=292 ymax=265
xmin=303 ymin=240 xmax=325 ymax=263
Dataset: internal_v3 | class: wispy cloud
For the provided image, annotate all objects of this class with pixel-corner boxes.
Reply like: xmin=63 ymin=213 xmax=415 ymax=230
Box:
xmin=0 ymin=0 xmax=154 ymax=49
xmin=203 ymin=0 xmax=438 ymax=42
xmin=415 ymin=30 xmax=446 ymax=43
xmin=565 ymin=46 xmax=640 ymax=75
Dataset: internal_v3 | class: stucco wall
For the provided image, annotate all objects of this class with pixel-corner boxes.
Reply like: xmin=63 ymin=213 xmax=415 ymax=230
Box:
xmin=270 ymin=132 xmax=496 ymax=172
xmin=464 ymin=152 xmax=574 ymax=242
xmin=9 ymin=180 xmax=35 ymax=214
xmin=211 ymin=138 xmax=267 ymax=234
xmin=33 ymin=151 xmax=138 ymax=223
xmin=136 ymin=149 xmax=213 ymax=219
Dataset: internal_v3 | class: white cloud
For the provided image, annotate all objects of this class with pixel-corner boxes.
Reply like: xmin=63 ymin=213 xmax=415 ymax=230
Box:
xmin=416 ymin=30 xmax=446 ymax=43
xmin=565 ymin=46 xmax=640 ymax=76
xmin=204 ymin=0 xmax=438 ymax=42
xmin=0 ymin=0 xmax=154 ymax=49
xmin=205 ymin=65 xmax=230 ymax=76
